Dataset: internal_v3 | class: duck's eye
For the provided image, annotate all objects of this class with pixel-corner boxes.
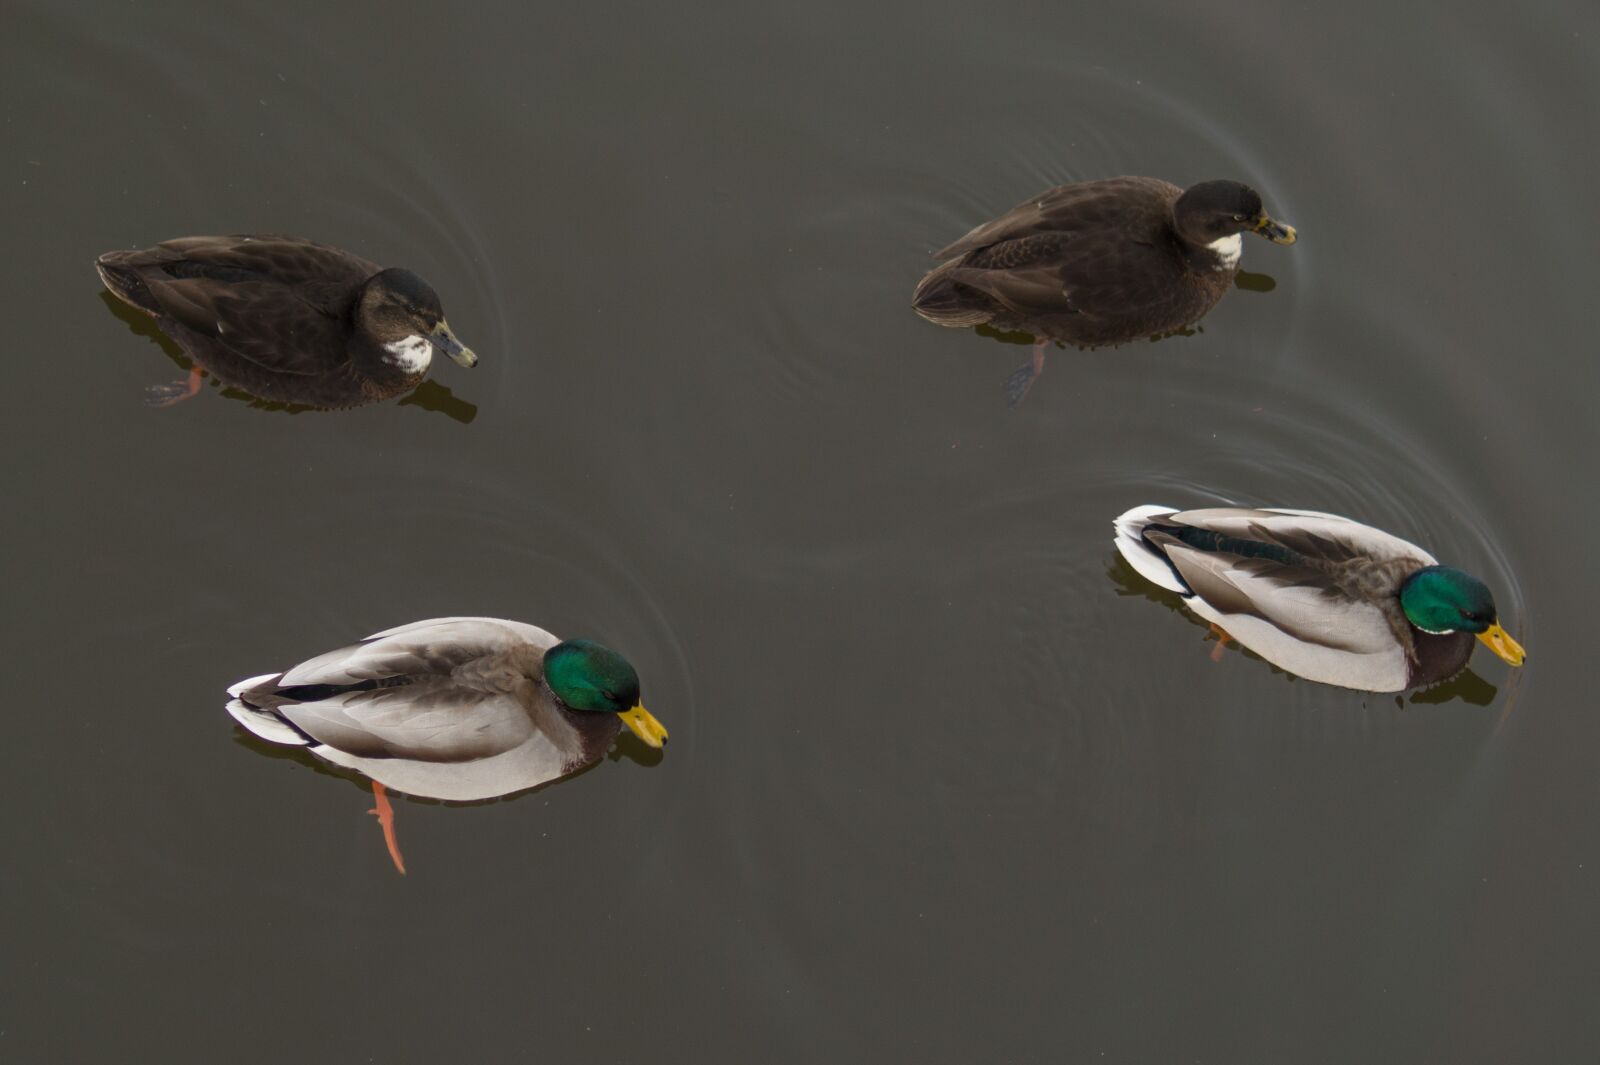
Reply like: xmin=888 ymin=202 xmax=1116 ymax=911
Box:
xmin=601 ymin=690 xmax=618 ymax=702
xmin=1232 ymin=214 xmax=1245 ymax=222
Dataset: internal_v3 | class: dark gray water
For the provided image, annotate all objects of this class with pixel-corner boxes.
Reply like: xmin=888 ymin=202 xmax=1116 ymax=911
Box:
xmin=5 ymin=1 xmax=1598 ymax=1061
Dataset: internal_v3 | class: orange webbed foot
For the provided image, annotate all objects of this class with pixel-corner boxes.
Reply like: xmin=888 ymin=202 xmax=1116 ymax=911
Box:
xmin=146 ymin=366 xmax=205 ymax=408
xmin=1003 ymin=339 xmax=1050 ymax=409
xmin=1207 ymin=622 xmax=1233 ymax=663
xmin=366 ymin=781 xmax=407 ymax=875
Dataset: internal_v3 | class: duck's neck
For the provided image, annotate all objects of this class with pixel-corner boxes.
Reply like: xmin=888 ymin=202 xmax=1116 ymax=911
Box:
xmin=379 ymin=335 xmax=435 ymax=374
xmin=1201 ymin=233 xmax=1242 ymax=271
xmin=1172 ymin=207 xmax=1243 ymax=272
xmin=351 ymin=290 xmax=433 ymax=381
xmin=350 ymin=326 xmax=431 ymax=386
xmin=541 ymin=679 xmax=624 ymax=745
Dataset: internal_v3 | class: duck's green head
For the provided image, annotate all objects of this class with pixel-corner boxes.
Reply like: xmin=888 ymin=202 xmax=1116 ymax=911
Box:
xmin=1399 ymin=565 xmax=1526 ymax=666
xmin=544 ymin=639 xmax=668 ymax=748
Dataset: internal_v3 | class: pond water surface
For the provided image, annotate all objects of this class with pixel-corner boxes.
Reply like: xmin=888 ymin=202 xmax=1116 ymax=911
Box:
xmin=5 ymin=1 xmax=1598 ymax=1062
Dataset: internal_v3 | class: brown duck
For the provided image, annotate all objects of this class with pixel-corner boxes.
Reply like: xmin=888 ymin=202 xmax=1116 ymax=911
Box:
xmin=913 ymin=177 xmax=1295 ymax=403
xmin=96 ymin=235 xmax=477 ymax=409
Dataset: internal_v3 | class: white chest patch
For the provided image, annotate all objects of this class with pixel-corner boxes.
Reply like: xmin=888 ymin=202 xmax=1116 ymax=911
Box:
xmin=382 ymin=335 xmax=433 ymax=374
xmin=1207 ymin=233 xmax=1243 ymax=270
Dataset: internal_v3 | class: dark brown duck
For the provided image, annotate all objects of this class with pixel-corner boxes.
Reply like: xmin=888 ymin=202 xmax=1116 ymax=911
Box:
xmin=913 ymin=177 xmax=1296 ymax=348
xmin=96 ymin=235 xmax=477 ymax=409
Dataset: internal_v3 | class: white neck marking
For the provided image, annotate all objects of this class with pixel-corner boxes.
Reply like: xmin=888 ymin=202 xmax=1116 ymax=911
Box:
xmin=382 ymin=335 xmax=433 ymax=373
xmin=1206 ymin=233 xmax=1242 ymax=270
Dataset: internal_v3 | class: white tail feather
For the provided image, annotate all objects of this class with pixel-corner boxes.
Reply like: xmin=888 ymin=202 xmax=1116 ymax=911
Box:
xmin=1112 ymin=504 xmax=1190 ymax=594
xmin=227 ymin=672 xmax=282 ymax=698
xmin=226 ymin=697 xmax=309 ymax=746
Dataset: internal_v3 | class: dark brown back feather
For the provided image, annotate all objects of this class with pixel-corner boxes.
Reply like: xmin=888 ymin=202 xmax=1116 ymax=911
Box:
xmin=95 ymin=235 xmax=423 ymax=407
xmin=913 ymin=177 xmax=1233 ymax=347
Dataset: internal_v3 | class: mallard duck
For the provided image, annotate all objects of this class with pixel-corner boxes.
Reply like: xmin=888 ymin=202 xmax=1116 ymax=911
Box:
xmin=913 ymin=178 xmax=1295 ymax=403
xmin=227 ymin=617 xmax=667 ymax=872
xmin=1113 ymin=505 xmax=1525 ymax=692
xmin=96 ymin=235 xmax=477 ymax=409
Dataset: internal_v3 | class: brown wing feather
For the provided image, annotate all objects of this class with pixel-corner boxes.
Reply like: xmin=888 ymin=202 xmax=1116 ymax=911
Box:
xmin=933 ymin=177 xmax=1182 ymax=260
xmin=915 ymin=177 xmax=1210 ymax=343
xmin=131 ymin=235 xmax=379 ymax=307
xmin=138 ymin=275 xmax=348 ymax=376
xmin=930 ymin=229 xmax=1191 ymax=323
xmin=105 ymin=235 xmax=378 ymax=377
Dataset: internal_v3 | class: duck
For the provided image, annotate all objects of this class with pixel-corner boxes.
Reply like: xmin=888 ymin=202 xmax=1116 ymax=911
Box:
xmin=913 ymin=177 xmax=1295 ymax=404
xmin=1113 ymin=505 xmax=1525 ymax=693
xmin=227 ymin=617 xmax=667 ymax=872
xmin=96 ymin=235 xmax=478 ymax=409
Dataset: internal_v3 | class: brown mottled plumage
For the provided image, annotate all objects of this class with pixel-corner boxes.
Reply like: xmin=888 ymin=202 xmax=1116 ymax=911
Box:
xmin=913 ymin=177 xmax=1295 ymax=347
xmin=96 ymin=235 xmax=477 ymax=409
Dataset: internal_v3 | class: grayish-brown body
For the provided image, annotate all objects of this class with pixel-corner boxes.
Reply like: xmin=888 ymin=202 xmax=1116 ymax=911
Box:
xmin=1114 ymin=506 xmax=1477 ymax=692
xmin=227 ymin=618 xmax=621 ymax=801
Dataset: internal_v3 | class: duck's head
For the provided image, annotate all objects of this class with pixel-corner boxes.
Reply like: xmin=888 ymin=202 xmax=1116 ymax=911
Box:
xmin=1400 ymin=565 xmax=1526 ymax=666
xmin=358 ymin=268 xmax=478 ymax=371
xmin=1175 ymin=180 xmax=1297 ymax=247
xmin=545 ymin=639 xmax=668 ymax=748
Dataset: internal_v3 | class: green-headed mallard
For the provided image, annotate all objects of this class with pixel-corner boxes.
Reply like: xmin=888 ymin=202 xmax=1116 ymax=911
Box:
xmin=914 ymin=178 xmax=1295 ymax=403
xmin=96 ymin=235 xmax=477 ymax=409
xmin=1114 ymin=505 xmax=1525 ymax=692
xmin=227 ymin=617 xmax=666 ymax=872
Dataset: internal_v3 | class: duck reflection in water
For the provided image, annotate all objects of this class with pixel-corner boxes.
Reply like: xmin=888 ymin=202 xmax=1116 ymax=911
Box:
xmin=97 ymin=292 xmax=478 ymax=422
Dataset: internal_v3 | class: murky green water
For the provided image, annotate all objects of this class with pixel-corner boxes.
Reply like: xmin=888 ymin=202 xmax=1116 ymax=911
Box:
xmin=5 ymin=1 xmax=1597 ymax=1061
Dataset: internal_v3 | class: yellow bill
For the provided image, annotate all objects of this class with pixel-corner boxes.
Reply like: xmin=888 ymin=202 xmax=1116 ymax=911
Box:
xmin=428 ymin=318 xmax=478 ymax=368
xmin=1477 ymin=622 xmax=1526 ymax=666
xmin=619 ymin=703 xmax=668 ymax=748
xmin=1253 ymin=213 xmax=1297 ymax=245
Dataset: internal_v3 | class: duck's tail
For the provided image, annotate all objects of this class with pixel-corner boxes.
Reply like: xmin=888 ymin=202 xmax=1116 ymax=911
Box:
xmin=94 ymin=249 xmax=162 ymax=316
xmin=911 ymin=259 xmax=995 ymax=328
xmin=225 ymin=672 xmax=311 ymax=746
xmin=1112 ymin=504 xmax=1191 ymax=594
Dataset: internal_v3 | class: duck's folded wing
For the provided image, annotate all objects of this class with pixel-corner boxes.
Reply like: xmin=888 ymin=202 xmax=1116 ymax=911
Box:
xmin=141 ymin=235 xmax=380 ymax=297
xmin=933 ymin=177 xmax=1177 ymax=259
xmin=936 ymin=260 xmax=1078 ymax=316
xmin=1147 ymin=529 xmax=1410 ymax=690
xmin=110 ymin=235 xmax=379 ymax=376
xmin=303 ymin=686 xmax=576 ymax=801
xmin=941 ymin=229 xmax=1183 ymax=320
xmin=280 ymin=617 xmax=561 ymax=687
xmin=274 ymin=685 xmax=537 ymax=762
xmin=363 ymin=616 xmax=561 ymax=646
xmin=137 ymin=275 xmax=347 ymax=377
xmin=1169 ymin=508 xmax=1438 ymax=566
